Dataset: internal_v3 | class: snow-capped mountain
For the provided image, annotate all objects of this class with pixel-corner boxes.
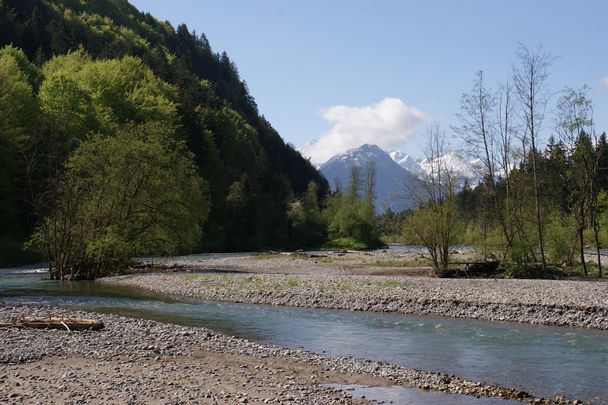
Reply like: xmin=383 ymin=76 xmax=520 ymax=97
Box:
xmin=388 ymin=151 xmax=425 ymax=178
xmin=319 ymin=144 xmax=486 ymax=213
xmin=319 ymin=144 xmax=425 ymax=213
xmin=390 ymin=151 xmax=483 ymax=187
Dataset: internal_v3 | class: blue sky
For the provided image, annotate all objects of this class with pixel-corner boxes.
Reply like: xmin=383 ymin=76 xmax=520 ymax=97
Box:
xmin=130 ymin=0 xmax=608 ymax=162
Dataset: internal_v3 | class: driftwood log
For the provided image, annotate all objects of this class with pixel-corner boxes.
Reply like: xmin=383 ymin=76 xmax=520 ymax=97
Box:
xmin=0 ymin=316 xmax=104 ymax=331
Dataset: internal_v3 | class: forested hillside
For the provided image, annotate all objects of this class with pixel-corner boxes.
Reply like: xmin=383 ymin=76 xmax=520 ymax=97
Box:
xmin=0 ymin=0 xmax=328 ymax=267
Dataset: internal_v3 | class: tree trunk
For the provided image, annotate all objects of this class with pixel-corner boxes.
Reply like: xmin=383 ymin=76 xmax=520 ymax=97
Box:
xmin=530 ymin=148 xmax=547 ymax=271
xmin=579 ymin=226 xmax=587 ymax=276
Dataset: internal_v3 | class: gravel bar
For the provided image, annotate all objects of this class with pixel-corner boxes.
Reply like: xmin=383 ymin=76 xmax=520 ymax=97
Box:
xmin=0 ymin=304 xmax=578 ymax=404
xmin=105 ymin=271 xmax=608 ymax=330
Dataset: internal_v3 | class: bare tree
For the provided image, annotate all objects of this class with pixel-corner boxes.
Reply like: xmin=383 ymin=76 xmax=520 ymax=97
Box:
xmin=512 ymin=42 xmax=554 ymax=271
xmin=364 ymin=161 xmax=377 ymax=206
xmin=348 ymin=165 xmax=362 ymax=203
xmin=405 ymin=124 xmax=459 ymax=275
xmin=455 ymin=71 xmax=513 ymax=251
xmin=496 ymin=81 xmax=519 ymax=248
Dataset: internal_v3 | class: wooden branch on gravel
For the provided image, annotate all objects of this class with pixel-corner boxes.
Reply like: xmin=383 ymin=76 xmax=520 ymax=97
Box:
xmin=0 ymin=317 xmax=104 ymax=331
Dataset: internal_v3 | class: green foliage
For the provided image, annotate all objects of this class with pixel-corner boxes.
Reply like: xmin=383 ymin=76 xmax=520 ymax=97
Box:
xmin=377 ymin=209 xmax=407 ymax=242
xmin=326 ymin=196 xmax=379 ymax=248
xmin=0 ymin=0 xmax=329 ymax=262
xmin=545 ymin=212 xmax=574 ymax=264
xmin=31 ymin=126 xmax=208 ymax=279
xmin=41 ymin=53 xmax=179 ymax=135
xmin=403 ymin=199 xmax=461 ymax=274
xmin=322 ymin=237 xmax=368 ymax=251
xmin=0 ymin=46 xmax=39 ymax=264
xmin=39 ymin=71 xmax=98 ymax=137
xmin=461 ymin=222 xmax=504 ymax=258
xmin=0 ymin=47 xmax=37 ymax=149
xmin=0 ymin=45 xmax=40 ymax=88
xmin=321 ymin=164 xmax=381 ymax=250
xmin=288 ymin=181 xmax=327 ymax=248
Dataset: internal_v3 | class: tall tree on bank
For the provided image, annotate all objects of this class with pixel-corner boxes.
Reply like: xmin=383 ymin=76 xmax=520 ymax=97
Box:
xmin=512 ymin=43 xmax=553 ymax=271
xmin=496 ymin=81 xmax=521 ymax=253
xmin=556 ymin=86 xmax=601 ymax=276
xmin=455 ymin=71 xmax=513 ymax=252
xmin=405 ymin=125 xmax=460 ymax=275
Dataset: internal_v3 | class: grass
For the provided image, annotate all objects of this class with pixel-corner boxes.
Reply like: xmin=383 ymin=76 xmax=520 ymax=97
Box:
xmin=382 ymin=278 xmax=412 ymax=289
xmin=321 ymin=237 xmax=369 ymax=251
xmin=382 ymin=278 xmax=399 ymax=287
xmin=181 ymin=273 xmax=202 ymax=281
xmin=499 ymin=261 xmax=606 ymax=279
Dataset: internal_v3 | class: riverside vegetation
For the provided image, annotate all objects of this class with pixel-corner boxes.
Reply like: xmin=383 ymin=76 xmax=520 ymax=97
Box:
xmin=0 ymin=0 xmax=328 ymax=277
xmin=0 ymin=0 xmax=607 ymax=282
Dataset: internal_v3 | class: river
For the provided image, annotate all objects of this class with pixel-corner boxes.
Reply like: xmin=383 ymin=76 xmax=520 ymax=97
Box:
xmin=1 ymin=265 xmax=607 ymax=404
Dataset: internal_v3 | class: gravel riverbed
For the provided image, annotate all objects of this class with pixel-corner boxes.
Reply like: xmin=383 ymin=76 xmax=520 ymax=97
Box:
xmin=106 ymin=269 xmax=608 ymax=330
xmin=0 ymin=304 xmax=577 ymax=404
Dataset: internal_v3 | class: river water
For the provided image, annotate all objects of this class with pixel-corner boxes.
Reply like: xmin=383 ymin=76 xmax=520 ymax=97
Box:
xmin=1 ymin=266 xmax=607 ymax=404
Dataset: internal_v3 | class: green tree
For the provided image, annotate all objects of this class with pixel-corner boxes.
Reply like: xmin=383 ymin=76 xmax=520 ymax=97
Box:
xmin=556 ymin=86 xmax=599 ymax=275
xmin=32 ymin=125 xmax=208 ymax=280
xmin=0 ymin=46 xmax=38 ymax=263
xmin=288 ymin=181 xmax=327 ymax=248
xmin=326 ymin=164 xmax=379 ymax=249
xmin=404 ymin=125 xmax=460 ymax=275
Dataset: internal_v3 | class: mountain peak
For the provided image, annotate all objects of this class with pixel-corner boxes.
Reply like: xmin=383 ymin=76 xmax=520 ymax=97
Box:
xmin=319 ymin=144 xmax=424 ymax=213
xmin=355 ymin=143 xmax=384 ymax=153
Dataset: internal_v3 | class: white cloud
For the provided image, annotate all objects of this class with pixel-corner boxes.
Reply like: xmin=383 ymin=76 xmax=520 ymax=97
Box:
xmin=601 ymin=76 xmax=608 ymax=90
xmin=303 ymin=97 xmax=427 ymax=164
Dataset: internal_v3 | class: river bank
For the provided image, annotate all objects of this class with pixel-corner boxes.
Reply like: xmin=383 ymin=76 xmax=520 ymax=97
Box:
xmin=105 ymin=251 xmax=608 ymax=330
xmin=0 ymin=304 xmax=553 ymax=404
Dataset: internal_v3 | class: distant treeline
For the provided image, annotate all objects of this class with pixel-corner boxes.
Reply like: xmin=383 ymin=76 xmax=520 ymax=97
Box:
xmin=383 ymin=45 xmax=607 ymax=277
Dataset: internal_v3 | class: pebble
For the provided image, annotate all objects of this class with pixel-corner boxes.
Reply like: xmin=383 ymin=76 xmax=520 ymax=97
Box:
xmin=104 ymin=253 xmax=608 ymax=330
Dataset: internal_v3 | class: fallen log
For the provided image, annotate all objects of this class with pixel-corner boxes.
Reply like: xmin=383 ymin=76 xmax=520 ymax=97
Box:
xmin=0 ymin=316 xmax=104 ymax=331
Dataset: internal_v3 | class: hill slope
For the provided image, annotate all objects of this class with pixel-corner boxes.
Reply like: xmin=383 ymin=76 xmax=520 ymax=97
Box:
xmin=0 ymin=0 xmax=328 ymax=258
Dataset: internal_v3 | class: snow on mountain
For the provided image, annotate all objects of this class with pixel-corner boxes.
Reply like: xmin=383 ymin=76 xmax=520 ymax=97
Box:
xmin=388 ymin=151 xmax=425 ymax=177
xmin=319 ymin=144 xmax=485 ymax=213
xmin=390 ymin=151 xmax=483 ymax=187
xmin=319 ymin=144 xmax=425 ymax=213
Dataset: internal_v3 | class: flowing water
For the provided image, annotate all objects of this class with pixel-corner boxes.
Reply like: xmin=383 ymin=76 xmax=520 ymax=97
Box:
xmin=1 ymin=266 xmax=607 ymax=404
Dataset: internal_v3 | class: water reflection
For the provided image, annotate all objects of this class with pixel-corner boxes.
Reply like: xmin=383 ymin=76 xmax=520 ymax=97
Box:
xmin=323 ymin=384 xmax=522 ymax=405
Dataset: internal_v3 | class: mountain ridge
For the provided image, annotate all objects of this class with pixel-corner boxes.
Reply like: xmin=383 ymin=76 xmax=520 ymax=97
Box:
xmin=319 ymin=144 xmax=484 ymax=213
xmin=319 ymin=144 xmax=425 ymax=213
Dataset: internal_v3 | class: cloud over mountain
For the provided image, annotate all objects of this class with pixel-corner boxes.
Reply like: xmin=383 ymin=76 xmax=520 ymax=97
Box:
xmin=303 ymin=98 xmax=426 ymax=165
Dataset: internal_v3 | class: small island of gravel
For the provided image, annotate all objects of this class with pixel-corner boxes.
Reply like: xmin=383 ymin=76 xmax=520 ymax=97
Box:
xmin=105 ymin=250 xmax=608 ymax=330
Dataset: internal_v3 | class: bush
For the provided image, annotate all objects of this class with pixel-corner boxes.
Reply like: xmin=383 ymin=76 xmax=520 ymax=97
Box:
xmin=545 ymin=212 xmax=573 ymax=264
xmin=322 ymin=237 xmax=369 ymax=251
xmin=325 ymin=196 xmax=379 ymax=249
xmin=31 ymin=125 xmax=209 ymax=279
